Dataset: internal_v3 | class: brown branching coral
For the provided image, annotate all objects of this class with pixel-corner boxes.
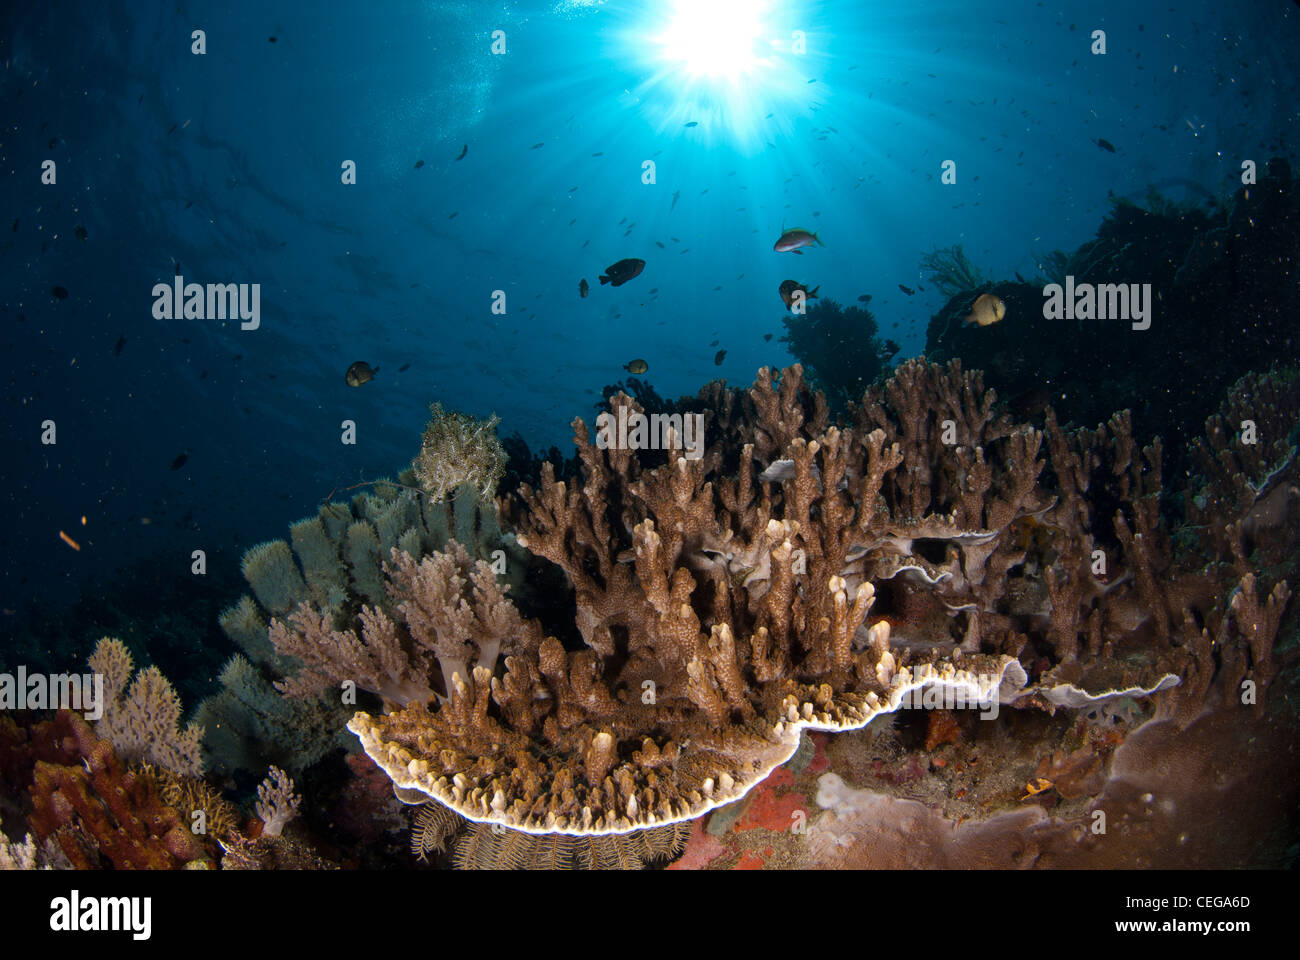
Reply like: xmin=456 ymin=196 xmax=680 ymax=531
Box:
xmin=257 ymin=359 xmax=1288 ymax=864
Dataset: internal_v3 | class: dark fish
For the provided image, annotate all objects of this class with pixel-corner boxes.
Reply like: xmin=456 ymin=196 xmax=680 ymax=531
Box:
xmin=51 ymin=285 xmax=68 ymax=300
xmin=397 ymin=363 xmax=411 ymax=372
xmin=599 ymin=258 xmax=645 ymax=287
xmin=113 ymin=336 xmax=126 ymax=356
xmin=591 ymin=151 xmax=603 ymax=156
xmin=1015 ymin=271 xmax=1026 ymax=283
xmin=10 ymin=219 xmax=16 ymax=232
xmin=857 ymin=294 xmax=871 ymax=302
xmin=184 ymin=201 xmax=192 ymax=209
xmin=671 ymin=190 xmax=679 ymax=210
xmin=173 ymin=260 xmax=181 ymax=276
xmin=170 ymin=453 xmax=188 ymax=470
xmin=456 ymin=144 xmax=468 ymax=161
xmin=579 ymin=278 xmax=590 ymax=298
xmin=648 ymin=288 xmax=658 ymax=295
xmin=1096 ymin=138 xmax=1116 ymax=153
xmin=779 ymin=279 xmax=820 ymax=309
xmin=414 ymin=160 xmax=424 ymax=169
xmin=199 ymin=370 xmax=208 ymax=380
xmin=684 ymin=121 xmax=698 ymax=127
xmin=710 ymin=339 xmax=719 ymax=347
xmin=268 ymin=36 xmax=277 ymax=43
xmin=232 ymin=354 xmax=243 ymax=362
xmin=624 ymin=358 xmax=648 ymax=374
xmin=75 ymin=224 xmax=88 ymax=240
xmin=898 ymin=284 xmax=915 ymax=296
xmin=167 ymin=124 xmax=177 ymax=135
xmin=48 ymin=137 xmax=59 ymax=149
xmin=763 ymin=333 xmax=773 ymax=341
xmin=655 ymin=241 xmax=665 ymax=248
xmin=714 ymin=349 xmax=727 ymax=365
xmin=448 ymin=212 xmax=458 ymax=219
xmin=531 ymin=142 xmax=544 ymax=149
xmin=345 ymin=361 xmax=378 ymax=387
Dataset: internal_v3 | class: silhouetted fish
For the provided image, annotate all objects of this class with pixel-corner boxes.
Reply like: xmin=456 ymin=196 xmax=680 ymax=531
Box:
xmin=1096 ymin=138 xmax=1116 ymax=153
xmin=113 ymin=336 xmax=126 ymax=356
xmin=456 ymin=144 xmax=468 ymax=161
xmin=170 ymin=453 xmax=188 ymax=470
xmin=51 ymin=285 xmax=68 ymax=299
xmin=714 ymin=349 xmax=727 ymax=365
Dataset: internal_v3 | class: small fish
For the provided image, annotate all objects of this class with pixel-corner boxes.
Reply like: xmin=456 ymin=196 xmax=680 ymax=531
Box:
xmin=858 ymin=295 xmax=871 ymax=302
xmin=624 ymin=358 xmax=648 ymax=374
xmin=579 ymin=278 xmax=589 ymax=298
xmin=10 ymin=218 xmax=16 ymax=232
xmin=51 ymin=285 xmax=68 ymax=299
xmin=448 ymin=212 xmax=458 ymax=219
xmin=199 ymin=370 xmax=208 ymax=380
xmin=683 ymin=121 xmax=698 ymax=127
xmin=1095 ymin=138 xmax=1116 ymax=153
xmin=398 ymin=363 xmax=411 ymax=372
xmin=648 ymin=288 xmax=658 ymax=295
xmin=671 ymin=190 xmax=680 ymax=211
xmin=268 ymin=36 xmax=277 ymax=42
xmin=455 ymin=144 xmax=468 ymax=161
xmin=531 ymin=142 xmax=544 ymax=149
xmin=600 ymin=258 xmax=645 ymax=287
xmin=170 ymin=453 xmax=189 ymax=470
xmin=345 ymin=361 xmax=379 ymax=387
xmin=779 ymin=279 xmax=820 ymax=309
xmin=898 ymin=284 xmax=915 ymax=296
xmin=113 ymin=335 xmax=126 ymax=356
xmin=714 ymin=349 xmax=727 ymax=365
xmin=774 ymin=227 xmax=823 ymax=253
xmin=59 ymin=530 xmax=81 ymax=551
xmin=166 ymin=124 xmax=177 ymax=135
xmin=1014 ymin=271 xmax=1026 ymax=283
xmin=710 ymin=339 xmax=719 ymax=347
xmin=414 ymin=159 xmax=424 ymax=169
xmin=964 ymin=293 xmax=1006 ymax=327
xmin=763 ymin=333 xmax=773 ymax=342
xmin=655 ymin=241 xmax=665 ymax=249
xmin=591 ymin=151 xmax=603 ymax=157
xmin=75 ymin=224 xmax=88 ymax=240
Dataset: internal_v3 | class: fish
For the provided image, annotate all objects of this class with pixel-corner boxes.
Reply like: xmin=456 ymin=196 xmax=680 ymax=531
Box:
xmin=113 ymin=336 xmax=126 ymax=356
xmin=648 ymin=288 xmax=658 ymax=295
xmin=858 ymin=294 xmax=871 ymax=302
xmin=898 ymin=284 xmax=915 ymax=296
xmin=763 ymin=333 xmax=773 ymax=342
xmin=1095 ymin=138 xmax=1116 ymax=153
xmin=455 ymin=144 xmax=468 ymax=161
xmin=75 ymin=224 xmax=88 ymax=240
xmin=671 ymin=190 xmax=679 ymax=210
xmin=964 ymin=293 xmax=1006 ymax=327
xmin=714 ymin=349 xmax=727 ymax=365
xmin=599 ymin=258 xmax=645 ymax=287
xmin=10 ymin=219 xmax=16 ymax=231
xmin=579 ymin=278 xmax=589 ymax=298
xmin=345 ymin=361 xmax=379 ymax=386
xmin=170 ymin=453 xmax=188 ymax=470
xmin=710 ymin=340 xmax=719 ymax=347
xmin=531 ymin=142 xmax=544 ymax=149
xmin=268 ymin=36 xmax=277 ymax=42
xmin=397 ymin=363 xmax=411 ymax=372
xmin=774 ymin=227 xmax=823 ymax=253
xmin=1014 ymin=271 xmax=1026 ymax=283
xmin=624 ymin=358 xmax=648 ymax=374
xmin=684 ymin=121 xmax=698 ymax=127
xmin=414 ymin=160 xmax=424 ymax=169
xmin=779 ymin=279 xmax=820 ymax=309
xmin=51 ymin=285 xmax=68 ymax=299
xmin=655 ymin=241 xmax=665 ymax=248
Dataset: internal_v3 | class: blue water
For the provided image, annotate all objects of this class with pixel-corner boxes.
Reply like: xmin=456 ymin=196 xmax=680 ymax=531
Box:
xmin=2 ymin=0 xmax=1298 ymax=617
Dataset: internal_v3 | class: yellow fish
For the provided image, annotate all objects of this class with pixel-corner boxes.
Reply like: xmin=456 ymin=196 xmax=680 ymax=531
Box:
xmin=964 ymin=293 xmax=1006 ymax=327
